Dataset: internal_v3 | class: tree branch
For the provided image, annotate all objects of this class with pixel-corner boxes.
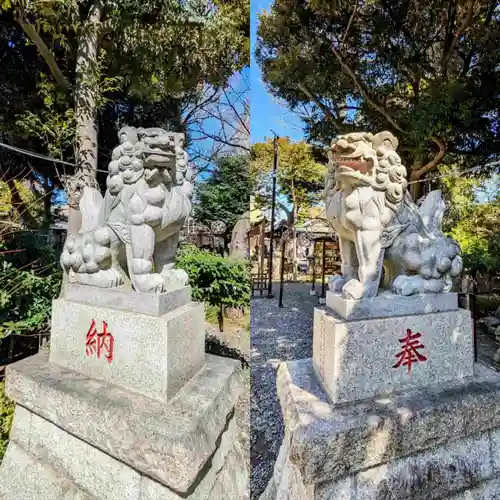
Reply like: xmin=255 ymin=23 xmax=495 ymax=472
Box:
xmin=410 ymin=136 xmax=446 ymax=180
xmin=441 ymin=0 xmax=475 ymax=73
xmin=297 ymin=82 xmax=350 ymax=133
xmin=331 ymin=46 xmax=405 ymax=134
xmin=16 ymin=15 xmax=70 ymax=90
xmin=341 ymin=3 xmax=358 ymax=49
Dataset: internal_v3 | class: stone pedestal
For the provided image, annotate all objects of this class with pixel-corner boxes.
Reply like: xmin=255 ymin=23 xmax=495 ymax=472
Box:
xmin=314 ymin=295 xmax=473 ymax=405
xmin=0 ymin=287 xmax=247 ymax=500
xmin=261 ymin=292 xmax=498 ymax=500
xmin=261 ymin=359 xmax=500 ymax=500
xmin=50 ymin=286 xmax=205 ymax=402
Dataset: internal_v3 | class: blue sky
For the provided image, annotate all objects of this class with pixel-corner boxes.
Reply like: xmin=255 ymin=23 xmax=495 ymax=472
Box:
xmin=250 ymin=0 xmax=305 ymax=144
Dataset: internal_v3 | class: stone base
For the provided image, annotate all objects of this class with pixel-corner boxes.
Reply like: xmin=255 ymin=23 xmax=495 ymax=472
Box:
xmin=261 ymin=359 xmax=500 ymax=500
xmin=313 ymin=307 xmax=473 ymax=405
xmin=325 ymin=290 xmax=459 ymax=320
xmin=0 ymin=351 xmax=247 ymax=500
xmin=49 ymin=295 xmax=205 ymax=402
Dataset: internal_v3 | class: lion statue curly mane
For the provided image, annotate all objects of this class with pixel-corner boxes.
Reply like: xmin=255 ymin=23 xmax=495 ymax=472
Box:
xmin=325 ymin=131 xmax=462 ymax=300
xmin=60 ymin=126 xmax=194 ymax=293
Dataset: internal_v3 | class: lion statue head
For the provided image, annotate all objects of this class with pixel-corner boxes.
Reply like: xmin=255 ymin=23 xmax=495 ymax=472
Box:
xmin=105 ymin=126 xmax=194 ymax=198
xmin=325 ymin=131 xmax=408 ymax=205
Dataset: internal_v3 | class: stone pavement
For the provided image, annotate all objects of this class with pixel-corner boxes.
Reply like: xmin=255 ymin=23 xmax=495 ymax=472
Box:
xmin=250 ymin=282 xmax=319 ymax=499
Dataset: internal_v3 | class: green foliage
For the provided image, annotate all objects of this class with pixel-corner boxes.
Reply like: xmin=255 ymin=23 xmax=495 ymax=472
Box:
xmin=0 ymin=381 xmax=14 ymax=463
xmin=257 ymin=0 xmax=500 ymax=178
xmin=194 ymin=154 xmax=251 ymax=232
xmin=0 ymin=180 xmax=44 ymax=225
xmin=449 ymin=203 xmax=500 ymax=275
xmin=15 ymin=74 xmax=76 ymax=161
xmin=251 ymin=137 xmax=326 ymax=219
xmin=175 ymin=244 xmax=250 ymax=310
xmin=0 ymin=237 xmax=62 ymax=339
xmin=440 ymin=170 xmax=500 ymax=276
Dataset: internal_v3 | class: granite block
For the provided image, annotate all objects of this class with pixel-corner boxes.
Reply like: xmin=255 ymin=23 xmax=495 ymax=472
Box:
xmin=325 ymin=290 xmax=458 ymax=320
xmin=49 ymin=298 xmax=205 ymax=401
xmin=448 ymin=478 xmax=500 ymax=499
xmin=4 ymin=351 xmax=242 ymax=493
xmin=275 ymin=358 xmax=500 ymax=485
xmin=314 ymin=479 xmax=353 ymax=500
xmin=140 ymin=416 xmax=240 ymax=500
xmin=8 ymin=405 xmax=31 ymax=450
xmin=207 ymin=440 xmax=250 ymax=500
xmin=0 ymin=441 xmax=96 ymax=500
xmin=488 ymin=427 xmax=500 ymax=472
xmin=313 ymin=308 xmax=473 ymax=405
xmin=62 ymin=284 xmax=191 ymax=316
xmin=28 ymin=412 xmax=141 ymax=500
xmin=356 ymin=433 xmax=492 ymax=500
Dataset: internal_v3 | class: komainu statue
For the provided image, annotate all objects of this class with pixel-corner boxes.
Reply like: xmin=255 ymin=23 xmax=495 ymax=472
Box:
xmin=325 ymin=131 xmax=462 ymax=300
xmin=61 ymin=126 xmax=194 ymax=293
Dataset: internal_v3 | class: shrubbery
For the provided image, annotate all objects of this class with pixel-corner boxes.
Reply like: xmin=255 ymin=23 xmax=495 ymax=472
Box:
xmin=0 ymin=236 xmax=62 ymax=341
xmin=0 ymin=382 xmax=14 ymax=463
xmin=176 ymin=244 xmax=251 ymax=330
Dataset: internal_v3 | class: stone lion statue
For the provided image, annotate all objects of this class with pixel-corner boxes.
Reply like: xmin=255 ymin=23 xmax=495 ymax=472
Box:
xmin=325 ymin=131 xmax=462 ymax=299
xmin=60 ymin=126 xmax=194 ymax=293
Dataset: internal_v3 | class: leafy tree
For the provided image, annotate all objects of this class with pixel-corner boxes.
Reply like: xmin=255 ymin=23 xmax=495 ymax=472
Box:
xmin=257 ymin=0 xmax=500 ymax=197
xmin=194 ymin=154 xmax=251 ymax=234
xmin=0 ymin=179 xmax=44 ymax=232
xmin=251 ymin=137 xmax=326 ymax=277
xmin=0 ymin=0 xmax=249 ymax=231
xmin=438 ymin=167 xmax=500 ymax=283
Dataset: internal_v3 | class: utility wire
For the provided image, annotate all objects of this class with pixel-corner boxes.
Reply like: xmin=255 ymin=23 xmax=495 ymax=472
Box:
xmin=0 ymin=142 xmax=109 ymax=173
xmin=2 ymin=139 xmax=500 ymax=184
xmin=407 ymin=161 xmax=500 ymax=185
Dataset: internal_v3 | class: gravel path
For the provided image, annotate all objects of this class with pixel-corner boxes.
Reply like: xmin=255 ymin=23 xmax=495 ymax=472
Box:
xmin=250 ymin=283 xmax=319 ymax=499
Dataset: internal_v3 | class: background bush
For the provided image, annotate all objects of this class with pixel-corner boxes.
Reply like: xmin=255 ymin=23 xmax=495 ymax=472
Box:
xmin=176 ymin=244 xmax=251 ymax=330
xmin=0 ymin=236 xmax=62 ymax=341
xmin=0 ymin=382 xmax=14 ymax=463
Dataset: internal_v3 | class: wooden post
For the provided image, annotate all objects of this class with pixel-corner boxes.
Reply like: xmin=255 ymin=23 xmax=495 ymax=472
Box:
xmin=279 ymin=237 xmax=286 ymax=308
xmin=258 ymin=220 xmax=265 ymax=296
xmin=311 ymin=241 xmax=316 ymax=296
xmin=267 ymin=135 xmax=278 ymax=298
xmin=320 ymin=239 xmax=327 ymax=303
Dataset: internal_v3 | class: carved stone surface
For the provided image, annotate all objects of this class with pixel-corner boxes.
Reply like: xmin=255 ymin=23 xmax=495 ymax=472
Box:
xmin=325 ymin=131 xmax=463 ymax=299
xmin=60 ymin=126 xmax=194 ymax=294
xmin=0 ymin=351 xmax=244 ymax=496
xmin=229 ymin=211 xmax=250 ymax=259
xmin=325 ymin=289 xmax=458 ymax=320
xmin=313 ymin=307 xmax=473 ymax=405
xmin=49 ymin=297 xmax=205 ymax=402
xmin=62 ymin=283 xmax=191 ymax=316
xmin=260 ymin=359 xmax=500 ymax=500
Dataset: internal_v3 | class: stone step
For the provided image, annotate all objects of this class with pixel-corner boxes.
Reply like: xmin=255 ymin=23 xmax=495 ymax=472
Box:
xmin=0 ymin=440 xmax=96 ymax=500
xmin=2 ymin=351 xmax=243 ymax=495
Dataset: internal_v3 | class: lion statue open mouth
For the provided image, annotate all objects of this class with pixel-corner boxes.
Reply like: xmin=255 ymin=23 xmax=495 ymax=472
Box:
xmin=324 ymin=131 xmax=462 ymax=300
xmin=60 ymin=126 xmax=194 ymax=294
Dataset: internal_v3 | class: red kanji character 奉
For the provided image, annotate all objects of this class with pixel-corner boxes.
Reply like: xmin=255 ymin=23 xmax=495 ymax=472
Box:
xmin=85 ymin=320 xmax=114 ymax=364
xmin=393 ymin=328 xmax=427 ymax=373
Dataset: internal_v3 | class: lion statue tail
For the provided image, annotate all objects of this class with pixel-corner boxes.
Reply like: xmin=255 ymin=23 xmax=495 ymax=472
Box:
xmin=417 ymin=190 xmax=446 ymax=237
xmin=60 ymin=187 xmax=113 ymax=278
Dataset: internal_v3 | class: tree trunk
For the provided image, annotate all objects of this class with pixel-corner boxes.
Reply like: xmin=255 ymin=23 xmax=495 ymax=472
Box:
xmin=69 ymin=1 xmax=104 ymax=235
xmin=409 ymin=156 xmax=424 ymax=201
